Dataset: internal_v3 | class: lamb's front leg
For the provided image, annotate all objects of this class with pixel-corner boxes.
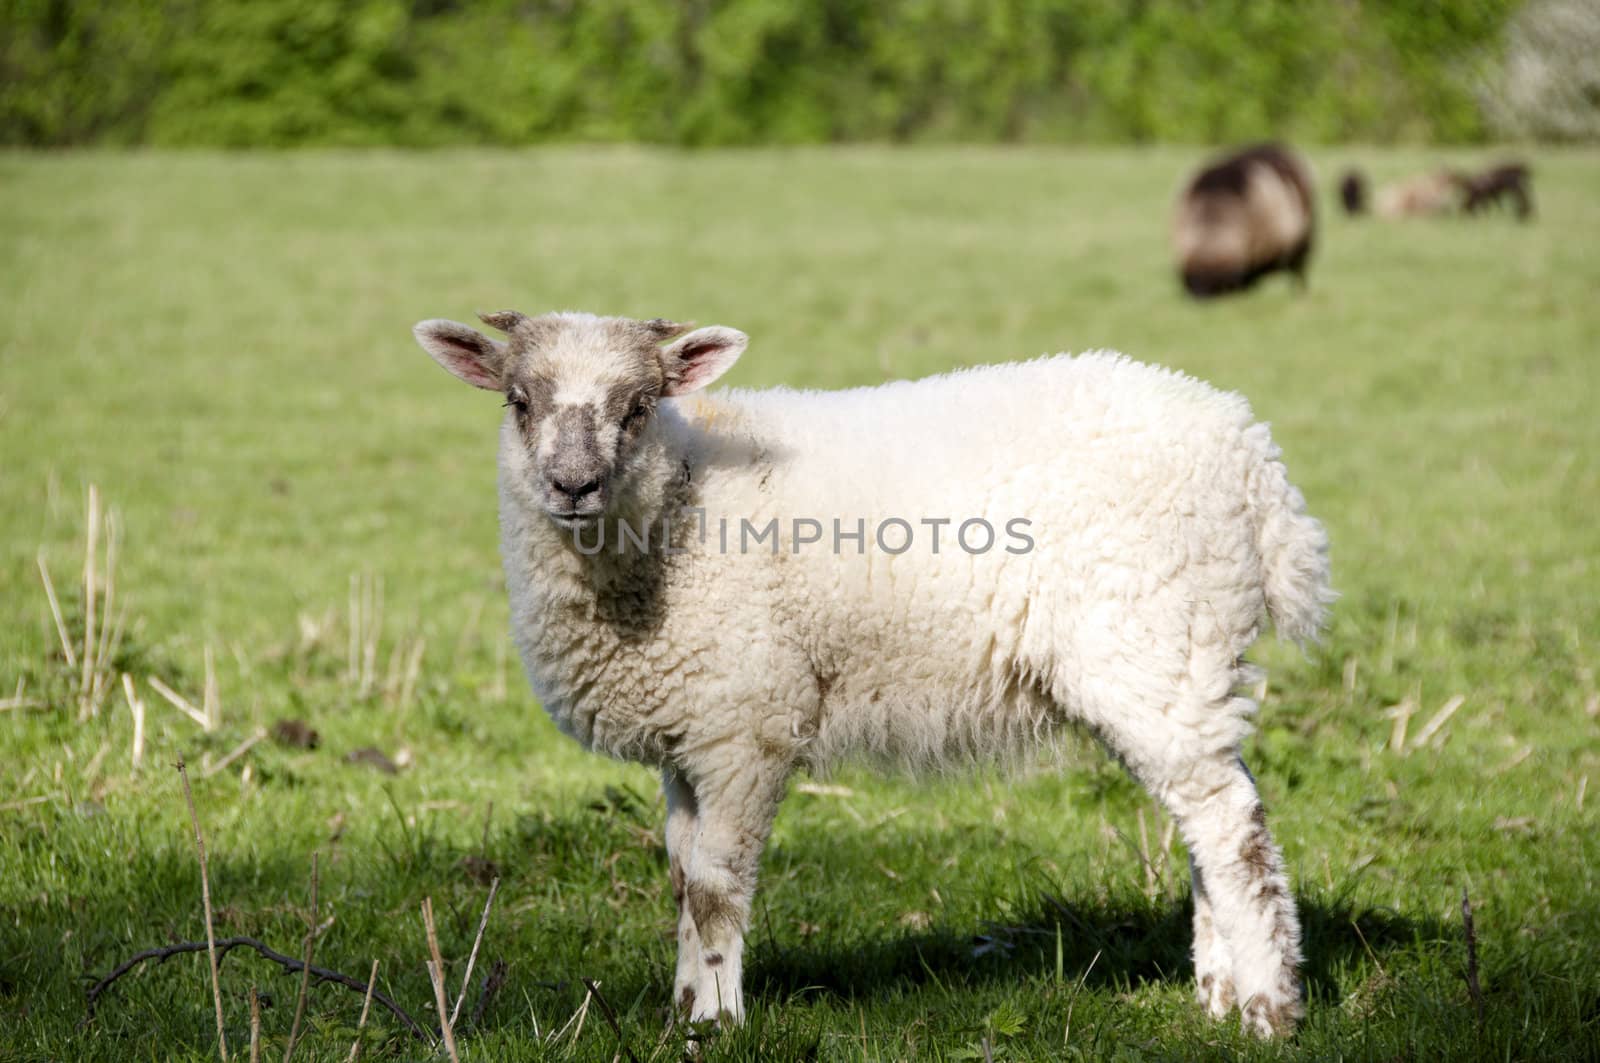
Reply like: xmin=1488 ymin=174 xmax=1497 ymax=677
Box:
xmin=672 ymin=751 xmax=787 ymax=1025
xmin=663 ymin=767 xmax=701 ymax=1016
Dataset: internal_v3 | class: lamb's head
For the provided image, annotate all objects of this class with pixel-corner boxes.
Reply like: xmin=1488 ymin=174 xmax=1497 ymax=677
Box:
xmin=413 ymin=310 xmax=747 ymax=527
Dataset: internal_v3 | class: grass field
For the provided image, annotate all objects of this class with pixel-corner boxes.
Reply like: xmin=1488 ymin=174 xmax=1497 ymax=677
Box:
xmin=1 ymin=147 xmax=1597 ymax=1061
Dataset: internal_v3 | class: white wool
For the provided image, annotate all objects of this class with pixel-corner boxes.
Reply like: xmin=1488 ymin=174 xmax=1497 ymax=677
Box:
xmin=480 ymin=342 xmax=1332 ymax=1036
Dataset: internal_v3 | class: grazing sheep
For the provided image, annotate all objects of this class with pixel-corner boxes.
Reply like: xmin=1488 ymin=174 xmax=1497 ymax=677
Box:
xmin=1173 ymin=143 xmax=1316 ymax=298
xmin=413 ymin=311 xmax=1333 ymax=1038
xmin=1454 ymin=161 xmax=1533 ymax=219
xmin=1375 ymin=170 xmax=1459 ymax=219
xmin=1339 ymin=169 xmax=1368 ymax=216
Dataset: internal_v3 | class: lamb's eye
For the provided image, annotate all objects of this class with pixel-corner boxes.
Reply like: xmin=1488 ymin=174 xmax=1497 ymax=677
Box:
xmin=624 ymin=402 xmax=649 ymax=426
xmin=503 ymin=389 xmax=528 ymax=413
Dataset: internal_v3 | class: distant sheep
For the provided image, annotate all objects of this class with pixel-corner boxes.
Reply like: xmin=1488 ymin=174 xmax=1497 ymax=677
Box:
xmin=1375 ymin=170 xmax=1459 ymax=219
xmin=1455 ymin=161 xmax=1533 ymax=219
xmin=1339 ymin=170 xmax=1368 ymax=216
xmin=1367 ymin=162 xmax=1533 ymax=221
xmin=1173 ymin=143 xmax=1316 ymax=298
xmin=413 ymin=311 xmax=1333 ymax=1038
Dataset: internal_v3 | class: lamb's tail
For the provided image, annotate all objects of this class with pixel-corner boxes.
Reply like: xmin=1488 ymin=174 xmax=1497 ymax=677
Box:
xmin=1243 ymin=424 xmax=1334 ymax=645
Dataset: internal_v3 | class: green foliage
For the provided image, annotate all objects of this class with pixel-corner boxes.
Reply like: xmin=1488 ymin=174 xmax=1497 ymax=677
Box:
xmin=0 ymin=0 xmax=1538 ymax=146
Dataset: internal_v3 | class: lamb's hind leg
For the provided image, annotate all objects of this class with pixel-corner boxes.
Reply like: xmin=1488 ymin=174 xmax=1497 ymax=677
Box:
xmin=1160 ymin=751 xmax=1303 ymax=1037
xmin=1189 ymin=854 xmax=1236 ymax=1019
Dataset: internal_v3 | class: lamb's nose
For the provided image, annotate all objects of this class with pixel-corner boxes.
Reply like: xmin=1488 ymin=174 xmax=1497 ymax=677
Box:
xmin=550 ymin=475 xmax=602 ymax=503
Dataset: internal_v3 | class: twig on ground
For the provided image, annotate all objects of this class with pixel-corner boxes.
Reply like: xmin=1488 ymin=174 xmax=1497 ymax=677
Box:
xmin=421 ymin=898 xmax=460 ymax=1062
xmin=282 ymin=852 xmax=320 ymax=1063
xmin=468 ymin=959 xmax=508 ymax=1031
xmin=149 ymin=676 xmax=212 ymax=730
xmin=1409 ymin=694 xmax=1465 ymax=752
xmin=580 ymin=979 xmax=640 ymax=1063
xmin=449 ymin=877 xmax=499 ymax=1028
xmin=347 ymin=959 xmax=379 ymax=1063
xmin=85 ymin=937 xmax=429 ymax=1042
xmin=1462 ymin=887 xmax=1484 ymax=1028
xmin=203 ymin=730 xmax=267 ymax=780
xmin=178 ymin=758 xmax=229 ymax=1061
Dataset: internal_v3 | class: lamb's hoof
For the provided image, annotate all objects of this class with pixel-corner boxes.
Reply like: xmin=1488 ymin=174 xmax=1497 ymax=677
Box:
xmin=1240 ymin=992 xmax=1303 ymax=1038
xmin=1196 ymin=972 xmax=1236 ymax=1019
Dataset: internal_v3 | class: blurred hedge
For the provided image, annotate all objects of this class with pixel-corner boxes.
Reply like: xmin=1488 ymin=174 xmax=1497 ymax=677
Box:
xmin=0 ymin=0 xmax=1540 ymax=147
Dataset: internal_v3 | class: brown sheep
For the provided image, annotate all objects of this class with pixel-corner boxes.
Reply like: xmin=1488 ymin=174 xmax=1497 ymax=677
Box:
xmin=1173 ymin=144 xmax=1315 ymax=298
xmin=1454 ymin=162 xmax=1533 ymax=220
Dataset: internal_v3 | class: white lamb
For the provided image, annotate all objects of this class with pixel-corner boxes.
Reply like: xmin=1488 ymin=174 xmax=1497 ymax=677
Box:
xmin=412 ymin=310 xmax=1332 ymax=1038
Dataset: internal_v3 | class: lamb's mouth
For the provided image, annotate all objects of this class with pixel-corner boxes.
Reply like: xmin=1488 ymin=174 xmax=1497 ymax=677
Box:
xmin=548 ymin=511 xmax=602 ymax=533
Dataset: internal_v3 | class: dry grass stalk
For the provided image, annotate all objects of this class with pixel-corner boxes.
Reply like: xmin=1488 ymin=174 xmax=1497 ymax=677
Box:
xmin=397 ymin=638 xmax=426 ymax=711
xmin=492 ymin=638 xmax=507 ymax=701
xmin=93 ymin=511 xmax=119 ymax=700
xmin=1137 ymin=807 xmax=1157 ymax=901
xmin=347 ymin=574 xmax=360 ymax=684
xmin=794 ymin=782 xmax=856 ymax=798
xmin=81 ymin=485 xmax=98 ymax=707
xmin=1409 ymin=694 xmax=1465 ymax=752
xmin=249 ymin=986 xmax=262 ymax=1063
xmin=36 ymin=552 xmax=77 ymax=669
xmin=1577 ymin=774 xmax=1588 ymax=812
xmin=121 ymin=675 xmax=146 ymax=772
xmin=0 ymin=677 xmax=42 ymax=712
xmin=0 ymin=794 xmax=55 ymax=812
xmin=1496 ymin=744 xmax=1534 ymax=773
xmin=347 ymin=959 xmax=379 ymax=1063
xmin=549 ymin=986 xmax=591 ymax=1048
xmin=420 ymin=898 xmax=460 ymax=1063
xmin=82 ymin=741 xmax=110 ymax=783
xmin=178 ymin=758 xmax=229 ymax=1061
xmin=205 ymin=645 xmax=220 ymax=731
xmin=361 ymin=574 xmax=383 ymax=698
xmin=149 ymin=676 xmax=213 ymax=730
xmin=451 ymin=595 xmax=485 ymax=673
xmin=1158 ymin=814 xmax=1178 ymax=898
xmin=449 ymin=877 xmax=500 ymax=1028
xmin=203 ymin=729 xmax=266 ymax=780
xmin=1384 ymin=697 xmax=1416 ymax=755
xmin=282 ymin=852 xmax=320 ymax=1063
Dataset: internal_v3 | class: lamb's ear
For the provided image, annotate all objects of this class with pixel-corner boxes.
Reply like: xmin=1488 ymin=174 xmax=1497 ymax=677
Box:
xmin=660 ymin=326 xmax=747 ymax=397
xmin=412 ymin=319 xmax=506 ymax=391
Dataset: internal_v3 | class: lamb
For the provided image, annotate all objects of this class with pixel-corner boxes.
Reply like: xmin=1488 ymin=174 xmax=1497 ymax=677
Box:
xmin=1173 ymin=143 xmax=1316 ymax=298
xmin=412 ymin=310 xmax=1333 ymax=1039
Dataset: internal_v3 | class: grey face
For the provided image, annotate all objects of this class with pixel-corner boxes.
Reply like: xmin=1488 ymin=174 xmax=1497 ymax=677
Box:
xmin=498 ymin=314 xmax=680 ymax=527
xmin=414 ymin=310 xmax=749 ymax=529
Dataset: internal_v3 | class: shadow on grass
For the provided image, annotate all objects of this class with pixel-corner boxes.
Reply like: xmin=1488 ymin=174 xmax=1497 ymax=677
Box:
xmin=747 ymin=885 xmax=1445 ymax=1010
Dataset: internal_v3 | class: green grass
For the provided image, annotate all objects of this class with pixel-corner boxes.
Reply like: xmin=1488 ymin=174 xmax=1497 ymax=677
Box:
xmin=1 ymin=147 xmax=1597 ymax=1061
